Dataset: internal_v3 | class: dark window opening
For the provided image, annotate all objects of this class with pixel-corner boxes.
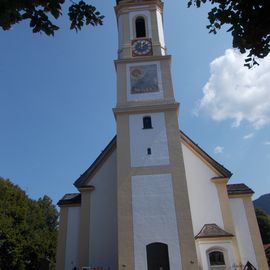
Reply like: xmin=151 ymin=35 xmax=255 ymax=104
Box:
xmin=209 ymin=251 xmax=225 ymax=266
xmin=136 ymin=17 xmax=146 ymax=38
xmin=143 ymin=116 xmax=152 ymax=129
xmin=147 ymin=148 xmax=152 ymax=155
xmin=146 ymin=243 xmax=170 ymax=270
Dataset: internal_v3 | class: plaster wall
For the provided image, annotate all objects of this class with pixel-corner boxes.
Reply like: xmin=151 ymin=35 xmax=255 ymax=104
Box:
xmin=88 ymin=150 xmax=118 ymax=270
xmin=64 ymin=207 xmax=80 ymax=270
xmin=197 ymin=240 xmax=236 ymax=269
xmin=156 ymin=10 xmax=165 ymax=51
xmin=126 ymin=61 xmax=164 ymax=101
xmin=181 ymin=143 xmax=224 ymax=235
xmin=229 ymin=198 xmax=258 ymax=267
xmin=132 ymin=174 xmax=182 ymax=270
xmin=129 ymin=112 xmax=169 ymax=167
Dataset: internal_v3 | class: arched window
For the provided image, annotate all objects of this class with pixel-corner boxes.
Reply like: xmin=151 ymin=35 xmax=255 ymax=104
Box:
xmin=146 ymin=243 xmax=170 ymax=270
xmin=135 ymin=17 xmax=146 ymax=38
xmin=143 ymin=116 xmax=152 ymax=129
xmin=208 ymin=250 xmax=226 ymax=269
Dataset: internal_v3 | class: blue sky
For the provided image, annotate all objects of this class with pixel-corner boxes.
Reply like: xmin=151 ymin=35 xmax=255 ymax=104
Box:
xmin=0 ymin=0 xmax=269 ymax=204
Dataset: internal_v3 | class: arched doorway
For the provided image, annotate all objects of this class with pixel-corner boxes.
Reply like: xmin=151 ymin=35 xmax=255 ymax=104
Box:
xmin=146 ymin=243 xmax=170 ymax=270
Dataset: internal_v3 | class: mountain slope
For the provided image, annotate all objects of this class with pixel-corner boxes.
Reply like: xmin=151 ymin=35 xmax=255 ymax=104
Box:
xmin=254 ymin=193 xmax=270 ymax=215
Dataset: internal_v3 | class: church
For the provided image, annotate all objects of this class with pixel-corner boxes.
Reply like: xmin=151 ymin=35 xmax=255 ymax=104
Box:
xmin=56 ymin=0 xmax=268 ymax=269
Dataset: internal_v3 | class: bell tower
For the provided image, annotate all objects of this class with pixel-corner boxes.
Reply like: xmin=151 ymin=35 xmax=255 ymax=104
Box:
xmin=116 ymin=0 xmax=166 ymax=59
xmin=114 ymin=1 xmax=198 ymax=270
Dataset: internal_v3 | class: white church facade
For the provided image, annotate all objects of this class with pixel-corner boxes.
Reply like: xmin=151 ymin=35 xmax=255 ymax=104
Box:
xmin=56 ymin=1 xmax=268 ymax=269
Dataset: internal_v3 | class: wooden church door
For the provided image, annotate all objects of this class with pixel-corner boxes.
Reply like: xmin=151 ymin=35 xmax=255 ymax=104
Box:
xmin=146 ymin=243 xmax=170 ymax=270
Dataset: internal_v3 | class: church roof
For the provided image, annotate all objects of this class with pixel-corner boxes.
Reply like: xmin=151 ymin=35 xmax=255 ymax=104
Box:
xmin=74 ymin=130 xmax=232 ymax=188
xmin=195 ymin=223 xmax=233 ymax=239
xmin=227 ymin=183 xmax=254 ymax=195
xmin=180 ymin=130 xmax=232 ymax=178
xmin=57 ymin=193 xmax=81 ymax=206
xmin=74 ymin=136 xmax=116 ymax=188
xmin=58 ymin=183 xmax=253 ymax=206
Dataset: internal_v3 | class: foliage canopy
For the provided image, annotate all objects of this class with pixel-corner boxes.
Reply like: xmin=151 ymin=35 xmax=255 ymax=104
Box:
xmin=255 ymin=208 xmax=270 ymax=244
xmin=188 ymin=0 xmax=270 ymax=68
xmin=0 ymin=177 xmax=58 ymax=269
xmin=0 ymin=0 xmax=104 ymax=36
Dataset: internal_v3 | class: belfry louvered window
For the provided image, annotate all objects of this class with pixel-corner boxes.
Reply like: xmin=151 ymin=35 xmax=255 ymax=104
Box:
xmin=135 ymin=17 xmax=146 ymax=38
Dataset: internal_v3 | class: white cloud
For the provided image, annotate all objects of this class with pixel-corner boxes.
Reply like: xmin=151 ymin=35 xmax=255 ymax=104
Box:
xmin=214 ymin=146 xmax=224 ymax=154
xmin=243 ymin=133 xmax=254 ymax=140
xmin=196 ymin=49 xmax=270 ymax=129
xmin=264 ymin=141 xmax=270 ymax=145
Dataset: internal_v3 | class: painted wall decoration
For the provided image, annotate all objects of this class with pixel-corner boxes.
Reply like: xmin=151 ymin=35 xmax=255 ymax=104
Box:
xmin=130 ymin=64 xmax=159 ymax=94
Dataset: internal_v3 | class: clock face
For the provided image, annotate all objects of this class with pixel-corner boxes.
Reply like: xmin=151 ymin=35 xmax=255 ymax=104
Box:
xmin=132 ymin=38 xmax=152 ymax=57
